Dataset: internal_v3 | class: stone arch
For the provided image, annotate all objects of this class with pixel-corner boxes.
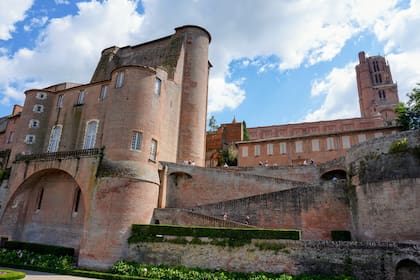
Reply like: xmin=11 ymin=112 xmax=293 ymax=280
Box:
xmin=395 ymin=259 xmax=420 ymax=280
xmin=320 ymin=169 xmax=347 ymax=181
xmin=0 ymin=168 xmax=86 ymax=251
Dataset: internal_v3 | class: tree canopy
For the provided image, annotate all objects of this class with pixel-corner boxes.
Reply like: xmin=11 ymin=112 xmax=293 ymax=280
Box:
xmin=395 ymin=84 xmax=420 ymax=130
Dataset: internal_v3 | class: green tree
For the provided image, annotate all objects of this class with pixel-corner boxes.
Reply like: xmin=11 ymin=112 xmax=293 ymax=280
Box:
xmin=220 ymin=144 xmax=237 ymax=166
xmin=242 ymin=121 xmax=250 ymax=141
xmin=395 ymin=84 xmax=420 ymax=130
xmin=208 ymin=115 xmax=218 ymax=132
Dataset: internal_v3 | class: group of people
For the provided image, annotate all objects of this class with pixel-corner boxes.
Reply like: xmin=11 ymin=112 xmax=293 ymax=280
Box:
xmin=183 ymin=160 xmax=196 ymax=166
xmin=303 ymin=159 xmax=315 ymax=165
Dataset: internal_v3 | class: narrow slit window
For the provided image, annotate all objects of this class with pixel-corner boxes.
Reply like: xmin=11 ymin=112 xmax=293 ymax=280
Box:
xmin=57 ymin=95 xmax=64 ymax=108
xmin=36 ymin=188 xmax=44 ymax=210
xmin=73 ymin=188 xmax=81 ymax=213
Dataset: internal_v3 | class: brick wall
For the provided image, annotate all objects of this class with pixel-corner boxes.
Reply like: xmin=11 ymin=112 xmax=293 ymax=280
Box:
xmin=128 ymin=239 xmax=420 ymax=280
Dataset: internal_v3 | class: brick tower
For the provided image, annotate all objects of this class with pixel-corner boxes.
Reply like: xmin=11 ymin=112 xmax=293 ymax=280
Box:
xmin=356 ymin=51 xmax=399 ymax=125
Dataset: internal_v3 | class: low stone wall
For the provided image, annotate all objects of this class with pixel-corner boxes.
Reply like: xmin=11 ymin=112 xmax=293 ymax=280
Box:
xmin=128 ymin=239 xmax=420 ymax=280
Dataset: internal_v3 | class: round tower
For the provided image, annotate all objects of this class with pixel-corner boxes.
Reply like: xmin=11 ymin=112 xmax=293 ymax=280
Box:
xmin=175 ymin=25 xmax=211 ymax=167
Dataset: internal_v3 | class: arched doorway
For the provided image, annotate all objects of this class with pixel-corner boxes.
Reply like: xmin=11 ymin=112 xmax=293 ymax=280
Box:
xmin=0 ymin=169 xmax=85 ymax=251
xmin=320 ymin=169 xmax=347 ymax=181
xmin=395 ymin=259 xmax=420 ymax=280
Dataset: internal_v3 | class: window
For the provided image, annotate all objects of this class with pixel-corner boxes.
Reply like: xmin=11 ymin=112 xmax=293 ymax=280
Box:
xmin=57 ymin=95 xmax=64 ymax=108
xmin=327 ymin=137 xmax=335 ymax=150
xmin=267 ymin=143 xmax=273 ymax=155
xmin=7 ymin=131 xmax=14 ymax=144
xmin=116 ymin=71 xmax=124 ymax=88
xmin=73 ymin=188 xmax=81 ymax=213
xmin=358 ymin=134 xmax=366 ymax=143
xmin=379 ymin=90 xmax=386 ymax=100
xmin=83 ymin=120 xmax=98 ymax=149
xmin=254 ymin=144 xmax=261 ymax=156
xmin=36 ymin=188 xmax=44 ymax=210
xmin=280 ymin=142 xmax=287 ymax=154
xmin=154 ymin=78 xmax=161 ymax=95
xmin=29 ymin=119 xmax=39 ymax=128
xmin=342 ymin=136 xmax=351 ymax=149
xmin=47 ymin=125 xmax=62 ymax=152
xmin=150 ymin=139 xmax=158 ymax=161
xmin=242 ymin=146 xmax=248 ymax=157
xmin=77 ymin=90 xmax=85 ymax=105
xmin=100 ymin=85 xmax=108 ymax=100
xmin=311 ymin=139 xmax=320 ymax=152
xmin=36 ymin=92 xmax=47 ymax=100
xmin=295 ymin=141 xmax=303 ymax=153
xmin=131 ymin=131 xmax=142 ymax=150
xmin=374 ymin=132 xmax=383 ymax=138
xmin=24 ymin=135 xmax=35 ymax=144
xmin=33 ymin=104 xmax=44 ymax=113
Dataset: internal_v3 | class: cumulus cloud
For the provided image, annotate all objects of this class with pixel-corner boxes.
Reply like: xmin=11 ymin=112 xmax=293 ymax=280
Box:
xmin=0 ymin=0 xmax=33 ymax=40
xmin=0 ymin=0 xmax=417 ymax=119
xmin=305 ymin=62 xmax=359 ymax=121
xmin=208 ymin=77 xmax=245 ymax=114
xmin=372 ymin=0 xmax=420 ymax=102
xmin=0 ymin=0 xmax=143 ymax=105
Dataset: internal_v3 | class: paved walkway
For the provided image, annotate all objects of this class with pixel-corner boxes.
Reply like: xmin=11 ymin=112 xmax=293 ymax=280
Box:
xmin=0 ymin=267 xmax=100 ymax=279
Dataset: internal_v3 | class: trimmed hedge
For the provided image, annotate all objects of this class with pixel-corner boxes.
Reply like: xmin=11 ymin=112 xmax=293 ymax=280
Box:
xmin=331 ymin=231 xmax=352 ymax=241
xmin=3 ymin=241 xmax=74 ymax=257
xmin=129 ymin=224 xmax=301 ymax=244
xmin=0 ymin=263 xmax=150 ymax=280
xmin=0 ymin=269 xmax=26 ymax=280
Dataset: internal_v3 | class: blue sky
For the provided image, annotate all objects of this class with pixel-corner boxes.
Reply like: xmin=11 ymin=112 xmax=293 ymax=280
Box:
xmin=0 ymin=0 xmax=419 ymax=128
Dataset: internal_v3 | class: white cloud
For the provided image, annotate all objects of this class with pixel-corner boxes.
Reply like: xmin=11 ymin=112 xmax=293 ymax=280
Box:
xmin=1 ymin=0 xmax=417 ymax=119
xmin=208 ymin=76 xmax=245 ymax=114
xmin=305 ymin=62 xmax=359 ymax=121
xmin=0 ymin=0 xmax=144 ymax=106
xmin=0 ymin=0 xmax=33 ymax=40
xmin=23 ymin=16 xmax=48 ymax=32
xmin=372 ymin=0 xmax=420 ymax=102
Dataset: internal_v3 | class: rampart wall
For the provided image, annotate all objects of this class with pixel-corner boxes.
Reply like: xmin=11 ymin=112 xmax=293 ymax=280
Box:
xmin=164 ymin=163 xmax=308 ymax=208
xmin=192 ymin=181 xmax=352 ymax=240
xmin=128 ymin=239 xmax=420 ymax=280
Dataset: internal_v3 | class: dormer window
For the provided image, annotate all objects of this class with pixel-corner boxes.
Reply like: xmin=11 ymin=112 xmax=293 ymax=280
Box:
xmin=24 ymin=135 xmax=36 ymax=144
xmin=33 ymin=104 xmax=44 ymax=113
xmin=29 ymin=119 xmax=40 ymax=128
xmin=36 ymin=92 xmax=47 ymax=100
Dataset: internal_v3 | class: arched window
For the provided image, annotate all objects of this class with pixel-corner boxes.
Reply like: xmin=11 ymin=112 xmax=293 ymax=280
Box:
xmin=83 ymin=120 xmax=98 ymax=149
xmin=47 ymin=125 xmax=62 ymax=152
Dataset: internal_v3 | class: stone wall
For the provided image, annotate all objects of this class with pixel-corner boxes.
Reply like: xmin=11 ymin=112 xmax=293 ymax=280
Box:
xmin=128 ymin=239 xmax=420 ymax=280
xmin=192 ymin=181 xmax=352 ymax=240
xmin=351 ymin=178 xmax=420 ymax=242
xmin=164 ymin=164 xmax=308 ymax=208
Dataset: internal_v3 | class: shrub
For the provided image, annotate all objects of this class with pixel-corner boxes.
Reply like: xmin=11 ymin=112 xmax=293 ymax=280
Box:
xmin=389 ymin=138 xmax=408 ymax=154
xmin=0 ymin=270 xmax=26 ymax=280
xmin=128 ymin=224 xmax=301 ymax=245
xmin=0 ymin=248 xmax=75 ymax=270
xmin=4 ymin=241 xmax=74 ymax=257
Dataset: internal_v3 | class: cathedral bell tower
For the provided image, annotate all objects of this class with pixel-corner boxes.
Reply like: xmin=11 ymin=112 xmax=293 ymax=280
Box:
xmin=355 ymin=51 xmax=399 ymax=125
